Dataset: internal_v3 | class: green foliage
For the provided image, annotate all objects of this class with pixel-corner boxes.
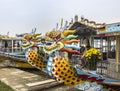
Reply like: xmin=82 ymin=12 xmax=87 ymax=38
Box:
xmin=85 ymin=48 xmax=102 ymax=70
xmin=0 ymin=81 xmax=14 ymax=91
xmin=85 ymin=48 xmax=102 ymax=61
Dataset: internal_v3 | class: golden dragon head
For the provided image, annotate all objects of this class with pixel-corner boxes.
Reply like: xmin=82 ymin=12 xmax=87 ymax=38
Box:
xmin=21 ymin=33 xmax=42 ymax=48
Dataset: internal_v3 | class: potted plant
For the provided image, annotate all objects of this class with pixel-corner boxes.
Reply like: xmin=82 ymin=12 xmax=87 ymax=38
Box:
xmin=85 ymin=48 xmax=102 ymax=70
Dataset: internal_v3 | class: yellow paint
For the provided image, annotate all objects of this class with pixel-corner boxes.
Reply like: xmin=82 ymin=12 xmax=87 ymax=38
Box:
xmin=16 ymin=61 xmax=34 ymax=68
xmin=62 ymin=30 xmax=76 ymax=37
xmin=0 ymin=59 xmax=34 ymax=68
xmin=99 ymin=28 xmax=106 ymax=32
xmin=116 ymin=37 xmax=119 ymax=72
xmin=27 ymin=49 xmax=46 ymax=69
xmin=106 ymin=33 xmax=120 ymax=36
xmin=52 ymin=58 xmax=85 ymax=86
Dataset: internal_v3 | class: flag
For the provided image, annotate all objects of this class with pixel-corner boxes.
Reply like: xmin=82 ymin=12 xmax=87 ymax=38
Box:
xmin=60 ymin=18 xmax=63 ymax=27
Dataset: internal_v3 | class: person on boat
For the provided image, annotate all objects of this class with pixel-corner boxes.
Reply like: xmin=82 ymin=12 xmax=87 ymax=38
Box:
xmin=82 ymin=37 xmax=90 ymax=49
xmin=78 ymin=37 xmax=91 ymax=69
xmin=4 ymin=41 xmax=8 ymax=52
xmin=75 ymin=44 xmax=86 ymax=69
xmin=80 ymin=44 xmax=87 ymax=67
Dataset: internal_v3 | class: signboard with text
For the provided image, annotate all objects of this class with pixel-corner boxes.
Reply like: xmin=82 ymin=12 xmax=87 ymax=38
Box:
xmin=106 ymin=23 xmax=120 ymax=33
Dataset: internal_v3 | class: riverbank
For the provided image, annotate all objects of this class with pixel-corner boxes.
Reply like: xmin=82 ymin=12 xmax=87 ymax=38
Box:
xmin=0 ymin=67 xmax=80 ymax=91
xmin=0 ymin=81 xmax=14 ymax=91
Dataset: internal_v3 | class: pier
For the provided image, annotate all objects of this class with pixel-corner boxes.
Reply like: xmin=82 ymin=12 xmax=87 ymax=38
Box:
xmin=0 ymin=67 xmax=80 ymax=91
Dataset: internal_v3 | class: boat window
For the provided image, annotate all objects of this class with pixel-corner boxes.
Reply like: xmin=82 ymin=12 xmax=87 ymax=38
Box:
xmin=108 ymin=37 xmax=116 ymax=59
xmin=93 ymin=37 xmax=108 ymax=60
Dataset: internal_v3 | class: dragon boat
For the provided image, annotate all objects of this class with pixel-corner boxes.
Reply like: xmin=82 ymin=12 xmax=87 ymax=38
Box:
xmin=21 ymin=29 xmax=120 ymax=91
xmin=0 ymin=35 xmax=34 ymax=68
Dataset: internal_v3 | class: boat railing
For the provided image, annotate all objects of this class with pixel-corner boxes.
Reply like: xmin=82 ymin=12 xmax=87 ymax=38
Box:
xmin=0 ymin=47 xmax=22 ymax=53
xmin=97 ymin=61 xmax=109 ymax=75
xmin=97 ymin=61 xmax=120 ymax=80
xmin=0 ymin=50 xmax=26 ymax=62
xmin=71 ymin=55 xmax=120 ymax=80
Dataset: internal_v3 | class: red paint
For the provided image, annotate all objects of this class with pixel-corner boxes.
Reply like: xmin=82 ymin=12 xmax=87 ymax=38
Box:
xmin=77 ymin=74 xmax=104 ymax=82
xmin=59 ymin=48 xmax=81 ymax=55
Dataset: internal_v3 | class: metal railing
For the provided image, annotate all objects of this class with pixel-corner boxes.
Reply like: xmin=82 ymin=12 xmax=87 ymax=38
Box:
xmin=97 ymin=61 xmax=120 ymax=80
xmin=0 ymin=47 xmax=22 ymax=53
xmin=70 ymin=54 xmax=120 ymax=80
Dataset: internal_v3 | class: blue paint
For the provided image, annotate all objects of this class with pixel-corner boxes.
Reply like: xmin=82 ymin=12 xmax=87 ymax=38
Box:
xmin=75 ymin=67 xmax=120 ymax=82
xmin=64 ymin=44 xmax=80 ymax=50
xmin=46 ymin=56 xmax=54 ymax=77
xmin=99 ymin=23 xmax=120 ymax=34
xmin=107 ymin=23 xmax=120 ymax=32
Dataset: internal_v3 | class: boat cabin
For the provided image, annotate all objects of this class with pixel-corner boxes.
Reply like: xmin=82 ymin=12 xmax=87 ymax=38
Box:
xmin=0 ymin=36 xmax=22 ymax=53
xmin=96 ymin=23 xmax=120 ymax=79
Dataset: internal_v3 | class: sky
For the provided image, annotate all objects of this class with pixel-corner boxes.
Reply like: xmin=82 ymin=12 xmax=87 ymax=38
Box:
xmin=0 ymin=0 xmax=120 ymax=36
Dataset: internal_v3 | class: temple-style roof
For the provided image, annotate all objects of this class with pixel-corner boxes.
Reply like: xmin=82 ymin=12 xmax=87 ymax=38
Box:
xmin=68 ymin=22 xmax=96 ymax=36
xmin=67 ymin=15 xmax=106 ymax=37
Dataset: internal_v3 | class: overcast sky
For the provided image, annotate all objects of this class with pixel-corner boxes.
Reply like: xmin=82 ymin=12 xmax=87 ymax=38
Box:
xmin=0 ymin=0 xmax=120 ymax=36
